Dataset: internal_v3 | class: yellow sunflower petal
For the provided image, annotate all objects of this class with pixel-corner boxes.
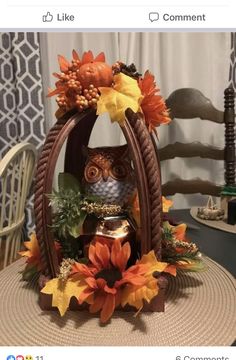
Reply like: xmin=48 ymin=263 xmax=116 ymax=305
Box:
xmin=97 ymin=73 xmax=143 ymax=125
xmin=41 ymin=274 xmax=87 ymax=316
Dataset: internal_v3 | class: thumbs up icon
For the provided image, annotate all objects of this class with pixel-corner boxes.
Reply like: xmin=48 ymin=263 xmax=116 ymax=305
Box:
xmin=42 ymin=12 xmax=53 ymax=22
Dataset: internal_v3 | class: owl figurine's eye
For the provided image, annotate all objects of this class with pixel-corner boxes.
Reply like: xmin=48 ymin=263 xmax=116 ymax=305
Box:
xmin=111 ymin=163 xmax=127 ymax=180
xmin=84 ymin=164 xmax=102 ymax=183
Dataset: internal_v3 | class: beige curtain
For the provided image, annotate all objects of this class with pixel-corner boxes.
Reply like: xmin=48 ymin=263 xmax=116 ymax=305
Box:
xmin=40 ymin=32 xmax=231 ymax=208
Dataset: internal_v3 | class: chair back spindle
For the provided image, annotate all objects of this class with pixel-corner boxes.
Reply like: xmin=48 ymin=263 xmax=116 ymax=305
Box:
xmin=160 ymin=87 xmax=235 ymax=197
xmin=0 ymin=143 xmax=37 ymax=269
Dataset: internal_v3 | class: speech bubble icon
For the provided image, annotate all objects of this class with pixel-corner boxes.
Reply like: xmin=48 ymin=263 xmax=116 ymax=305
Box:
xmin=149 ymin=12 xmax=159 ymax=22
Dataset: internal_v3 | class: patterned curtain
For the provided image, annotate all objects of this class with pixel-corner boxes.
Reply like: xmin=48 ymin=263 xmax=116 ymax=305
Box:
xmin=0 ymin=32 xmax=46 ymax=231
xmin=229 ymin=32 xmax=236 ymax=89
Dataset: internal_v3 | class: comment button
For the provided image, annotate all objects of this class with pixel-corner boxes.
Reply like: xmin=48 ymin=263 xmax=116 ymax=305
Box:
xmin=149 ymin=12 xmax=159 ymax=22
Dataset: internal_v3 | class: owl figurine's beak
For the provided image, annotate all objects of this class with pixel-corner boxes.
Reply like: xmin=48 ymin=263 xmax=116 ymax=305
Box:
xmin=102 ymin=169 xmax=109 ymax=181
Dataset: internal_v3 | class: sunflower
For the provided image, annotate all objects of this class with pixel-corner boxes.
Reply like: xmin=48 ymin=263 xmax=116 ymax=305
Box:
xmin=72 ymin=239 xmax=145 ymax=322
xmin=41 ymin=237 xmax=173 ymax=323
xmin=72 ymin=239 xmax=169 ymax=323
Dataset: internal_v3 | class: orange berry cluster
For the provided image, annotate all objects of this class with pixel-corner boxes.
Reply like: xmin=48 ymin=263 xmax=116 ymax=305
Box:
xmin=75 ymin=85 xmax=100 ymax=111
xmin=55 ymin=69 xmax=100 ymax=113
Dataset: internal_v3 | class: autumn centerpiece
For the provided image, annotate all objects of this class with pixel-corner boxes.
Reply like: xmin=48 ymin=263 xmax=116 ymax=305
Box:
xmin=19 ymin=49 xmax=205 ymax=325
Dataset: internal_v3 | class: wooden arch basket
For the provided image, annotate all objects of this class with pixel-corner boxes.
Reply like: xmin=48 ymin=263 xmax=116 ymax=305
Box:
xmin=34 ymin=108 xmax=166 ymax=311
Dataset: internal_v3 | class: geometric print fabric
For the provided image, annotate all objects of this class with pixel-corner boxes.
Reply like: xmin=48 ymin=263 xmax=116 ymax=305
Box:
xmin=0 ymin=32 xmax=46 ymax=232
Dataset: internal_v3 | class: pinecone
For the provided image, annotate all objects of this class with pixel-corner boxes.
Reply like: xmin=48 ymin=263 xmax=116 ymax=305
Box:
xmin=113 ymin=62 xmax=141 ymax=79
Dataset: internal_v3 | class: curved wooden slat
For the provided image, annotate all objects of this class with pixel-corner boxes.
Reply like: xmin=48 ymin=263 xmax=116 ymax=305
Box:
xmin=122 ymin=114 xmax=151 ymax=256
xmin=162 ymin=178 xmax=222 ymax=196
xmin=0 ymin=143 xmax=36 ymax=177
xmin=125 ymin=109 xmax=162 ymax=258
xmin=35 ymin=108 xmax=163 ymax=275
xmin=166 ymin=88 xmax=224 ymax=123
xmin=159 ymin=141 xmax=224 ymax=161
xmin=34 ymin=110 xmax=95 ymax=277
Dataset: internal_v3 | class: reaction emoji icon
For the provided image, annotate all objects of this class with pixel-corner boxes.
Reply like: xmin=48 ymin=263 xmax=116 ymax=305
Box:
xmin=16 ymin=356 xmax=24 ymax=360
xmin=25 ymin=356 xmax=33 ymax=360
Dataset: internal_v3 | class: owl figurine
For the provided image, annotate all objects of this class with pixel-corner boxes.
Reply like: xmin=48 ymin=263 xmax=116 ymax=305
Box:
xmin=83 ymin=145 xmax=136 ymax=207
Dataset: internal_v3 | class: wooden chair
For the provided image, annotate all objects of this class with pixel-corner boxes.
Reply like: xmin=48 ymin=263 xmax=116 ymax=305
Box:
xmin=0 ymin=143 xmax=37 ymax=269
xmin=159 ymin=87 xmax=236 ymax=197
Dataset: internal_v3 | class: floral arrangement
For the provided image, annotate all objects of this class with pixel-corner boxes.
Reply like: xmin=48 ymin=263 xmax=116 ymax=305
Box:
xmin=48 ymin=50 xmax=171 ymax=134
xmin=20 ymin=234 xmax=175 ymax=323
xmin=41 ymin=239 xmax=174 ymax=323
xmin=19 ymin=50 xmax=205 ymax=324
xmin=20 ymin=193 xmax=204 ymax=323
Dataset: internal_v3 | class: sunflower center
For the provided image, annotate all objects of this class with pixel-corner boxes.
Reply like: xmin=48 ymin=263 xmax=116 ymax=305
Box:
xmin=95 ymin=268 xmax=122 ymax=288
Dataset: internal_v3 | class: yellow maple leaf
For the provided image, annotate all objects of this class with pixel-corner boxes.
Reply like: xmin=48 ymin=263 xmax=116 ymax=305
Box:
xmin=121 ymin=276 xmax=158 ymax=309
xmin=162 ymin=196 xmax=173 ymax=213
xmin=138 ymin=250 xmax=168 ymax=277
xmin=19 ymin=232 xmax=42 ymax=270
xmin=41 ymin=274 xmax=87 ymax=316
xmin=97 ymin=73 xmax=143 ymax=125
xmin=121 ymin=251 xmax=170 ymax=311
xmin=19 ymin=232 xmax=40 ymax=259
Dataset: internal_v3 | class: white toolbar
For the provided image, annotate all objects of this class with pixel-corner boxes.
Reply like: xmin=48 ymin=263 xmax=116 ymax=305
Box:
xmin=1 ymin=2 xmax=235 ymax=29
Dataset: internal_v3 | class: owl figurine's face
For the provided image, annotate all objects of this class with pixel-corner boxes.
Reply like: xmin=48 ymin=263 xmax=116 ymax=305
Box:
xmin=83 ymin=145 xmax=136 ymax=207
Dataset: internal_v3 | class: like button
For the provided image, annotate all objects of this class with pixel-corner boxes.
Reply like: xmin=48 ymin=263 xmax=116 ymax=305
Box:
xmin=42 ymin=12 xmax=53 ymax=22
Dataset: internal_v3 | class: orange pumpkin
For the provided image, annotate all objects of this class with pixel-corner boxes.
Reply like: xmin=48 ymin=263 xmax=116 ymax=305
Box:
xmin=78 ymin=61 xmax=113 ymax=88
